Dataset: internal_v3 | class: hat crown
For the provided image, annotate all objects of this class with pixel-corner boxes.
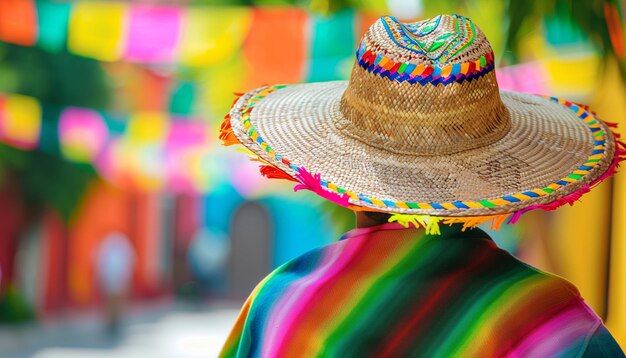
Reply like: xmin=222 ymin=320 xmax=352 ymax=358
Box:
xmin=338 ymin=15 xmax=510 ymax=155
xmin=374 ymin=15 xmax=492 ymax=65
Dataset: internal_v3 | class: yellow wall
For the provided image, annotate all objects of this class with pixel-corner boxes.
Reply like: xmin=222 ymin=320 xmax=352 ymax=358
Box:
xmin=551 ymin=59 xmax=626 ymax=347
xmin=593 ymin=60 xmax=626 ymax=347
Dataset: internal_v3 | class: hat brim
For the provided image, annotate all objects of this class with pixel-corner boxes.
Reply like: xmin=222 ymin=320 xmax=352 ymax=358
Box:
xmin=227 ymin=81 xmax=617 ymax=217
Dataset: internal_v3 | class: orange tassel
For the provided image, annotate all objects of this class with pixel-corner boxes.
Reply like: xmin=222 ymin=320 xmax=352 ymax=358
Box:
xmin=218 ymin=115 xmax=238 ymax=146
xmin=442 ymin=216 xmax=492 ymax=231
xmin=259 ymin=165 xmax=299 ymax=182
xmin=219 ymin=130 xmax=240 ymax=146
xmin=440 ymin=213 xmax=511 ymax=231
xmin=490 ymin=213 xmax=511 ymax=230
xmin=218 ymin=92 xmax=247 ymax=146
xmin=219 ymin=111 xmax=242 ymax=146
xmin=232 ymin=92 xmax=244 ymax=105
xmin=221 ymin=113 xmax=232 ymax=131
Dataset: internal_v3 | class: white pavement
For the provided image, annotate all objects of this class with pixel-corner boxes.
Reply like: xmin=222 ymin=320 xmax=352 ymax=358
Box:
xmin=2 ymin=301 xmax=241 ymax=358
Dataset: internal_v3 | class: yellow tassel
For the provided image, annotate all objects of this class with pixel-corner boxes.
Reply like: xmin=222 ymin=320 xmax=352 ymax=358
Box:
xmin=389 ymin=214 xmax=418 ymax=228
xmin=388 ymin=214 xmax=441 ymax=235
xmin=387 ymin=212 xmax=516 ymax=234
xmin=236 ymin=147 xmax=255 ymax=156
xmin=234 ymin=148 xmax=272 ymax=165
xmin=424 ymin=216 xmax=441 ymax=235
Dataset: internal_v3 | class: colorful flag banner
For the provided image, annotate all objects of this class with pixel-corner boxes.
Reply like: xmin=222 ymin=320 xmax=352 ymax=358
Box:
xmin=0 ymin=94 xmax=41 ymax=150
xmin=127 ymin=112 xmax=169 ymax=144
xmin=244 ymin=8 xmax=308 ymax=87
xmin=179 ymin=7 xmax=252 ymax=67
xmin=135 ymin=69 xmax=172 ymax=112
xmin=59 ymin=108 xmax=108 ymax=162
xmin=36 ymin=1 xmax=71 ymax=52
xmin=307 ymin=9 xmax=356 ymax=82
xmin=544 ymin=54 xmax=600 ymax=99
xmin=101 ymin=64 xmax=170 ymax=112
xmin=0 ymin=1 xmax=353 ymax=69
xmin=0 ymin=0 xmax=37 ymax=46
xmin=544 ymin=3 xmax=590 ymax=47
xmin=169 ymin=81 xmax=196 ymax=115
xmin=68 ymin=1 xmax=128 ymax=61
xmin=201 ymin=53 xmax=248 ymax=118
xmin=2 ymin=97 xmax=41 ymax=149
xmin=165 ymin=120 xmax=211 ymax=192
xmin=496 ymin=62 xmax=549 ymax=94
xmin=0 ymin=92 xmax=218 ymax=193
xmin=122 ymin=112 xmax=171 ymax=190
xmin=125 ymin=5 xmax=181 ymax=63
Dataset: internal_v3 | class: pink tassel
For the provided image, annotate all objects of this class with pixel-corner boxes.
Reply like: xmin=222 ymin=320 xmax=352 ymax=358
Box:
xmin=592 ymin=144 xmax=626 ymax=185
xmin=508 ymin=128 xmax=626 ymax=222
xmin=593 ymin=160 xmax=619 ymax=185
xmin=538 ymin=185 xmax=590 ymax=211
xmin=507 ymin=210 xmax=525 ymax=225
xmin=293 ymin=168 xmax=351 ymax=207
xmin=293 ymin=167 xmax=351 ymax=207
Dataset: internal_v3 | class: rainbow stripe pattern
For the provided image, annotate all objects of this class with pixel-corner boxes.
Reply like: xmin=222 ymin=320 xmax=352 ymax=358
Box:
xmin=381 ymin=15 xmax=476 ymax=62
xmin=220 ymin=224 xmax=624 ymax=357
xmin=356 ymin=42 xmax=495 ymax=86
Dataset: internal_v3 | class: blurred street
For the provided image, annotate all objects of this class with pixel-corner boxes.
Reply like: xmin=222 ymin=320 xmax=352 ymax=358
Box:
xmin=1 ymin=300 xmax=240 ymax=358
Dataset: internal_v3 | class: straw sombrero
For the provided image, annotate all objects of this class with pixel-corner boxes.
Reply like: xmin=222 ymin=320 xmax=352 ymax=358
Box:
xmin=220 ymin=14 xmax=625 ymax=231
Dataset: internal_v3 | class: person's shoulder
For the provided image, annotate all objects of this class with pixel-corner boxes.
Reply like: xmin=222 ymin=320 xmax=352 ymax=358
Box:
xmin=496 ymin=248 xmax=582 ymax=297
xmin=251 ymin=238 xmax=344 ymax=291
xmin=271 ymin=233 xmax=358 ymax=273
xmin=490 ymin=252 xmax=624 ymax=356
xmin=580 ymin=322 xmax=626 ymax=357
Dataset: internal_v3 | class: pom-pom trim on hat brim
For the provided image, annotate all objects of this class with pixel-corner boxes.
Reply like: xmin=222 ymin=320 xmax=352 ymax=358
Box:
xmin=219 ymin=90 xmax=625 ymax=233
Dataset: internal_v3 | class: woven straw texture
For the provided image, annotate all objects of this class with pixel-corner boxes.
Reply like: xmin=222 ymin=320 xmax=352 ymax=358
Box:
xmin=227 ymin=14 xmax=616 ymax=216
xmin=230 ymin=83 xmax=614 ymax=216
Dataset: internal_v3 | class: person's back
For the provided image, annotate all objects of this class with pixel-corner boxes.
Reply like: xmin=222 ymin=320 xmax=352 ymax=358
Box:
xmin=220 ymin=224 xmax=623 ymax=357
xmin=218 ymin=12 xmax=626 ymax=358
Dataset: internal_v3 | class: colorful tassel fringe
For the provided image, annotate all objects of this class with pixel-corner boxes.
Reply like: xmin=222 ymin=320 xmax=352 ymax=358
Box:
xmin=219 ymin=93 xmax=244 ymax=146
xmin=293 ymin=167 xmax=351 ymax=207
xmin=260 ymin=165 xmax=299 ymax=182
xmin=222 ymin=90 xmax=626 ymax=234
xmin=389 ymin=214 xmax=441 ymax=235
xmin=443 ymin=214 xmax=511 ymax=231
xmin=387 ymin=127 xmax=626 ymax=234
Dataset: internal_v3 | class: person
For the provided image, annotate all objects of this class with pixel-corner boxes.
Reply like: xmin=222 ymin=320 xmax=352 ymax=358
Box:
xmin=218 ymin=14 xmax=626 ymax=357
xmin=96 ymin=231 xmax=136 ymax=336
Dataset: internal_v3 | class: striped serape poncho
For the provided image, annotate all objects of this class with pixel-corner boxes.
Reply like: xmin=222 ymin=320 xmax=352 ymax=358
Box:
xmin=220 ymin=223 xmax=624 ymax=357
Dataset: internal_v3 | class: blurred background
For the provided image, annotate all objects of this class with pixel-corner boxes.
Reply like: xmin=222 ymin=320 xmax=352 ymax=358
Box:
xmin=0 ymin=0 xmax=624 ymax=357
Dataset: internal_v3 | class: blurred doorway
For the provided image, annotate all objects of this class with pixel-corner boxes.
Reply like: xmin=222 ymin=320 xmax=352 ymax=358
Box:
xmin=229 ymin=201 xmax=272 ymax=299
